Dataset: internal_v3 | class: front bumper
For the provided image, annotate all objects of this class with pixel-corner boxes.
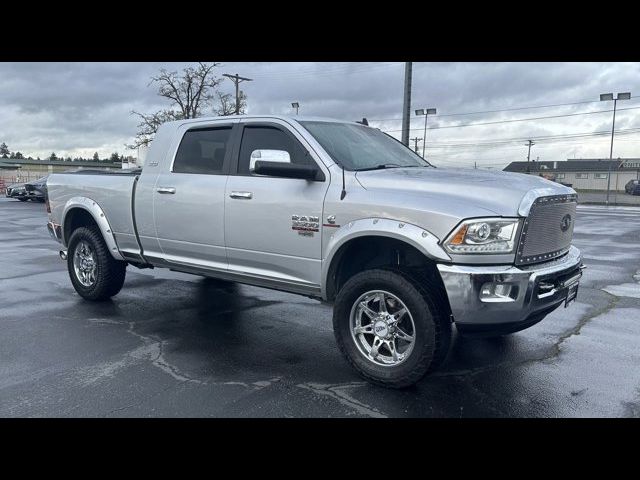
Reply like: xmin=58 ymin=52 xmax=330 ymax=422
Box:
xmin=437 ymin=245 xmax=583 ymax=330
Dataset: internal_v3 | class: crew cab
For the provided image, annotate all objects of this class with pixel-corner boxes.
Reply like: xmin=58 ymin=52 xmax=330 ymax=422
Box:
xmin=46 ymin=115 xmax=584 ymax=388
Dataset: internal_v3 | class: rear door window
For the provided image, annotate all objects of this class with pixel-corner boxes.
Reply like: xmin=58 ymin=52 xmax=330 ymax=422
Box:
xmin=173 ymin=127 xmax=232 ymax=175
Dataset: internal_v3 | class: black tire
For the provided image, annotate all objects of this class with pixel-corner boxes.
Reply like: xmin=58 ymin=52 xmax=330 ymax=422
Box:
xmin=67 ymin=226 xmax=127 ymax=301
xmin=333 ymin=269 xmax=452 ymax=388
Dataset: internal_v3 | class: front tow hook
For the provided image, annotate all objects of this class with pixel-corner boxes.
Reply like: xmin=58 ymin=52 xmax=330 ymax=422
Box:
xmin=59 ymin=250 xmax=68 ymax=261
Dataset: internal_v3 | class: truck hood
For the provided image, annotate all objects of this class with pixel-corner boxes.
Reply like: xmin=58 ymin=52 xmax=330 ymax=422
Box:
xmin=355 ymin=167 xmax=574 ymax=216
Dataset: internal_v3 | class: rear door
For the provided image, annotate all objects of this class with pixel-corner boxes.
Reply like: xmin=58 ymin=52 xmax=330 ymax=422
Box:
xmin=153 ymin=122 xmax=237 ymax=269
xmin=224 ymin=120 xmax=330 ymax=290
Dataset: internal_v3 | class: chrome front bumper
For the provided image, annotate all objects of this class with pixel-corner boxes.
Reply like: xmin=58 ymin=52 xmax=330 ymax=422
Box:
xmin=437 ymin=246 xmax=583 ymax=329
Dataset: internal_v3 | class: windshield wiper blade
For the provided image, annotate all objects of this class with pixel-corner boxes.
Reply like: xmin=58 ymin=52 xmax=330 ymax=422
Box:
xmin=356 ymin=163 xmax=404 ymax=171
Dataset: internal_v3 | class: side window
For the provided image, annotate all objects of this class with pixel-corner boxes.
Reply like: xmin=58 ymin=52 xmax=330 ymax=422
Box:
xmin=238 ymin=125 xmax=313 ymax=175
xmin=173 ymin=127 xmax=232 ymax=174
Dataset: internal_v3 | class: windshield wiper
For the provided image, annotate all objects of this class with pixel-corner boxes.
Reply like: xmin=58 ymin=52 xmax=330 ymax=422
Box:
xmin=355 ymin=163 xmax=405 ymax=172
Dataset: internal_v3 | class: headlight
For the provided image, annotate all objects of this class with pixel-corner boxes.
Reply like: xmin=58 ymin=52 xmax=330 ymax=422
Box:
xmin=443 ymin=218 xmax=520 ymax=254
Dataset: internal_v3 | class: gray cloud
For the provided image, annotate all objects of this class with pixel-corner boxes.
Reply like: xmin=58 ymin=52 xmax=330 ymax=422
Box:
xmin=0 ymin=62 xmax=638 ymax=167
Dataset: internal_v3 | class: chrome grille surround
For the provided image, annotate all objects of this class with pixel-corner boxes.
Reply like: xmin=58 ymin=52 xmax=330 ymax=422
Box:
xmin=515 ymin=194 xmax=577 ymax=266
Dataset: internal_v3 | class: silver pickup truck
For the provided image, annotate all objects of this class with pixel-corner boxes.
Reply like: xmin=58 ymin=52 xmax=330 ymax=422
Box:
xmin=46 ymin=115 xmax=584 ymax=388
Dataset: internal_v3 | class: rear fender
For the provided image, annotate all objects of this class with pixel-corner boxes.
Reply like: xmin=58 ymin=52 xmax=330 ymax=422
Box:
xmin=62 ymin=196 xmax=124 ymax=261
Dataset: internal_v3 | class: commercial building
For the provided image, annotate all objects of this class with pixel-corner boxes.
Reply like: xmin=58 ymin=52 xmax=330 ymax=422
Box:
xmin=503 ymin=158 xmax=640 ymax=191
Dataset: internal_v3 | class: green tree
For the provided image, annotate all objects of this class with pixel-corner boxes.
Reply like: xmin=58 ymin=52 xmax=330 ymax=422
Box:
xmin=92 ymin=152 xmax=100 ymax=162
xmin=0 ymin=142 xmax=9 ymax=158
xmin=109 ymin=152 xmax=121 ymax=163
xmin=49 ymin=152 xmax=58 ymax=162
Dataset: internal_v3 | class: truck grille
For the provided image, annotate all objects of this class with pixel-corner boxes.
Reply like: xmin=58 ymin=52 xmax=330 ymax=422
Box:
xmin=515 ymin=194 xmax=577 ymax=266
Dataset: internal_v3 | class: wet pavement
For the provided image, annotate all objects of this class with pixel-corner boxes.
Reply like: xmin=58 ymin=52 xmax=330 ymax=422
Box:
xmin=1 ymin=197 xmax=639 ymax=417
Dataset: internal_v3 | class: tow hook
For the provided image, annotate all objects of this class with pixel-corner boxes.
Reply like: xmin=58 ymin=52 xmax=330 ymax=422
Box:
xmin=59 ymin=250 xmax=68 ymax=261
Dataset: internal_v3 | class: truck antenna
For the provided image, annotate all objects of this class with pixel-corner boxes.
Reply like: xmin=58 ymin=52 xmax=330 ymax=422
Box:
xmin=340 ymin=165 xmax=346 ymax=200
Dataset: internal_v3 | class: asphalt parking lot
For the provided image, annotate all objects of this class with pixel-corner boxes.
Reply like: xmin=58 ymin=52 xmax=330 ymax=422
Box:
xmin=1 ymin=197 xmax=639 ymax=417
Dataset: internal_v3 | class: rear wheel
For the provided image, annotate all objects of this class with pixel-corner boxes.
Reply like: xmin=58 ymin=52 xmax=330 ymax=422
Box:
xmin=333 ymin=269 xmax=451 ymax=388
xmin=67 ymin=226 xmax=126 ymax=301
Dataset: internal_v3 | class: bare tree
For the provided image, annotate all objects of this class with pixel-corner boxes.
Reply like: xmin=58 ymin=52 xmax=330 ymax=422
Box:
xmin=214 ymin=91 xmax=247 ymax=116
xmin=130 ymin=62 xmax=246 ymax=148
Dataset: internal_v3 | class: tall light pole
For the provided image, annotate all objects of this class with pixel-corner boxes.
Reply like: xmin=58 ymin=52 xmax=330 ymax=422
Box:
xmin=291 ymin=102 xmax=299 ymax=115
xmin=223 ymin=73 xmax=253 ymax=115
xmin=415 ymin=108 xmax=436 ymax=159
xmin=401 ymin=62 xmax=412 ymax=147
xmin=600 ymin=92 xmax=631 ymax=205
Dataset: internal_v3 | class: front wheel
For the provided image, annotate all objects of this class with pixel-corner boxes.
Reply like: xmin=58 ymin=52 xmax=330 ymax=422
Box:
xmin=67 ymin=226 xmax=127 ymax=301
xmin=333 ymin=269 xmax=451 ymax=388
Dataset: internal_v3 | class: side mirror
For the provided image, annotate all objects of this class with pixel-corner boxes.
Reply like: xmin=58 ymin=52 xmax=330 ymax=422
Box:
xmin=250 ymin=149 xmax=291 ymax=173
xmin=253 ymin=160 xmax=320 ymax=180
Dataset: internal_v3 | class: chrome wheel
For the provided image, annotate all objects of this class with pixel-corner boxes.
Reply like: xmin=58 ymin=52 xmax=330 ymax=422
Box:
xmin=73 ymin=240 xmax=97 ymax=287
xmin=349 ymin=290 xmax=416 ymax=367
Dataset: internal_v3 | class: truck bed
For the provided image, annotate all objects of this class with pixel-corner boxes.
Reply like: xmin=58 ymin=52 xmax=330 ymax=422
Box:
xmin=47 ymin=171 xmax=140 ymax=254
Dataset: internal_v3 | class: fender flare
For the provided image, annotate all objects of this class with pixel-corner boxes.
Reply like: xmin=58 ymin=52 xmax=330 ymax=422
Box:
xmin=321 ymin=217 xmax=451 ymax=299
xmin=61 ymin=196 xmax=125 ymax=261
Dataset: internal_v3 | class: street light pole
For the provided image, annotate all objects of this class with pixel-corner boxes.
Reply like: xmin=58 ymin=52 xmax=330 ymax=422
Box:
xmin=600 ymin=92 xmax=631 ymax=205
xmin=415 ymin=108 xmax=436 ymax=159
xmin=606 ymin=98 xmax=617 ymax=205
xmin=291 ymin=102 xmax=299 ymax=115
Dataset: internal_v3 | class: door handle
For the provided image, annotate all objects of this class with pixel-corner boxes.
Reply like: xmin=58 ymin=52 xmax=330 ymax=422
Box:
xmin=157 ymin=187 xmax=176 ymax=194
xmin=229 ymin=191 xmax=253 ymax=199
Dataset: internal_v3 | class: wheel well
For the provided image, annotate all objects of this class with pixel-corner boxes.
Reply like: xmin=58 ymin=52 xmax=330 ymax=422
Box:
xmin=63 ymin=208 xmax=99 ymax=244
xmin=326 ymin=236 xmax=451 ymax=309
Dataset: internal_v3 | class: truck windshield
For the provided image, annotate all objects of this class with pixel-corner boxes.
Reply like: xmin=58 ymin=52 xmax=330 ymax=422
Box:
xmin=300 ymin=121 xmax=433 ymax=171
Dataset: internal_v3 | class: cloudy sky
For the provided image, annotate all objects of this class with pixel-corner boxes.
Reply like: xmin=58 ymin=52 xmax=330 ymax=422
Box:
xmin=1 ymin=62 xmax=639 ymax=169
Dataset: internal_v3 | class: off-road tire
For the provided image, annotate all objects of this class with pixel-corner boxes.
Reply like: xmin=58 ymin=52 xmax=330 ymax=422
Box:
xmin=333 ymin=268 xmax=451 ymax=388
xmin=67 ymin=226 xmax=127 ymax=301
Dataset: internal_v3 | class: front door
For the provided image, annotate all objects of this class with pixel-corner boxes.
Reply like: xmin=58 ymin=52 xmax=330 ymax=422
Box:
xmin=154 ymin=123 xmax=235 ymax=269
xmin=224 ymin=121 xmax=330 ymax=289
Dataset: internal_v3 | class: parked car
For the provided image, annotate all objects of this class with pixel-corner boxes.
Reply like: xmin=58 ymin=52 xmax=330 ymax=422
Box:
xmin=5 ymin=181 xmax=30 ymax=201
xmin=625 ymin=179 xmax=640 ymax=195
xmin=24 ymin=175 xmax=49 ymax=202
xmin=46 ymin=115 xmax=584 ymax=388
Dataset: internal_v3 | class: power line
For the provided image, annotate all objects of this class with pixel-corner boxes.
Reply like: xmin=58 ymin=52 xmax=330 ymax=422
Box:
xmin=369 ymin=96 xmax=640 ymax=121
xmin=380 ymin=106 xmax=640 ymax=132
xmin=422 ymin=127 xmax=640 ymax=149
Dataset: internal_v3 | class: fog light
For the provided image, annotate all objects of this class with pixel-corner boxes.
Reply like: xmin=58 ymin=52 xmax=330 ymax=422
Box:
xmin=480 ymin=282 xmax=518 ymax=302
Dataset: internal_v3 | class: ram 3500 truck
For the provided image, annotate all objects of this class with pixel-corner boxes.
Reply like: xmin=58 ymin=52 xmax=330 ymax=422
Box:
xmin=46 ymin=115 xmax=584 ymax=388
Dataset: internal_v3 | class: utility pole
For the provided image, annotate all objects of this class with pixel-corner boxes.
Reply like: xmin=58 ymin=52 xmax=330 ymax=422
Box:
xmin=525 ymin=140 xmax=535 ymax=174
xmin=411 ymin=137 xmax=423 ymax=154
xmin=401 ymin=62 xmax=412 ymax=147
xmin=223 ymin=73 xmax=253 ymax=115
